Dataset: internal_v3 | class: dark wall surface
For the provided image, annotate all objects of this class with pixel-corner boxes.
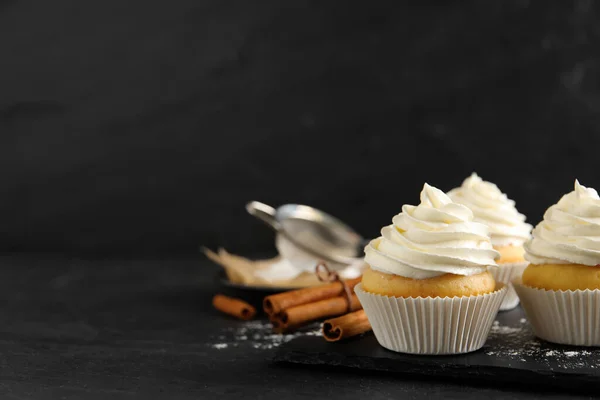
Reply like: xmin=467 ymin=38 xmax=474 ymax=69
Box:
xmin=1 ymin=0 xmax=599 ymax=255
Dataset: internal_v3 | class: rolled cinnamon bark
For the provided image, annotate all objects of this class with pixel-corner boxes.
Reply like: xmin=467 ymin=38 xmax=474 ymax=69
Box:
xmin=212 ymin=294 xmax=256 ymax=320
xmin=263 ymin=277 xmax=361 ymax=315
xmin=269 ymin=314 xmax=284 ymax=328
xmin=274 ymin=294 xmax=362 ymax=331
xmin=322 ymin=310 xmax=371 ymax=342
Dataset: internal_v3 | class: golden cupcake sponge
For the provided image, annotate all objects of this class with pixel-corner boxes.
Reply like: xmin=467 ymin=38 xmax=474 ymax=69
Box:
xmin=494 ymin=245 xmax=526 ymax=264
xmin=361 ymin=267 xmax=496 ymax=298
xmin=522 ymin=263 xmax=600 ymax=291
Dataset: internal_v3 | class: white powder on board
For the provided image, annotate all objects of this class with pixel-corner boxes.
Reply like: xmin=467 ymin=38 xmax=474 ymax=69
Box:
xmin=485 ymin=320 xmax=600 ymax=370
xmin=490 ymin=324 xmax=523 ymax=335
xmin=208 ymin=320 xmax=322 ymax=350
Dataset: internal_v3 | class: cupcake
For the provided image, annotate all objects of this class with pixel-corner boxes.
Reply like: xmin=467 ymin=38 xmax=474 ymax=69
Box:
xmin=355 ymin=183 xmax=506 ymax=355
xmin=448 ymin=173 xmax=532 ymax=310
xmin=514 ymin=180 xmax=600 ymax=346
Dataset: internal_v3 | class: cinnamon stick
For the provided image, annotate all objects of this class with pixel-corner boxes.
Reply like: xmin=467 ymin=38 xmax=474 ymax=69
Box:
xmin=322 ymin=310 xmax=371 ymax=342
xmin=263 ymin=277 xmax=361 ymax=316
xmin=212 ymin=294 xmax=256 ymax=320
xmin=274 ymin=294 xmax=362 ymax=331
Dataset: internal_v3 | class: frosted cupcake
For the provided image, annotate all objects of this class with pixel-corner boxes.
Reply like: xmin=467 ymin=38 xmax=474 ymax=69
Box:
xmin=355 ymin=183 xmax=507 ymax=355
xmin=515 ymin=180 xmax=600 ymax=346
xmin=448 ymin=173 xmax=532 ymax=310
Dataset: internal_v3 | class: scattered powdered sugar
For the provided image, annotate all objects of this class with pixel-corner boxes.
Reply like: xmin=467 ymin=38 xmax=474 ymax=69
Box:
xmin=208 ymin=320 xmax=322 ymax=350
xmin=490 ymin=321 xmax=523 ymax=336
xmin=565 ymin=350 xmax=591 ymax=357
xmin=485 ymin=318 xmax=600 ymax=370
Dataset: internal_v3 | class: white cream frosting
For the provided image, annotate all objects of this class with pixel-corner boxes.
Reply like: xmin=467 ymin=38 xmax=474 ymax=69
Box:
xmin=448 ymin=173 xmax=532 ymax=247
xmin=525 ymin=180 xmax=600 ymax=266
xmin=364 ymin=183 xmax=499 ymax=279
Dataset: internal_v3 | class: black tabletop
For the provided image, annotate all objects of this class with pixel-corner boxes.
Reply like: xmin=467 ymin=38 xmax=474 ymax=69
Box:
xmin=0 ymin=254 xmax=592 ymax=399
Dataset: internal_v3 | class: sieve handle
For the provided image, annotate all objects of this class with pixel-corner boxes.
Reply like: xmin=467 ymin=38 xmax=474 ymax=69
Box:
xmin=246 ymin=201 xmax=281 ymax=231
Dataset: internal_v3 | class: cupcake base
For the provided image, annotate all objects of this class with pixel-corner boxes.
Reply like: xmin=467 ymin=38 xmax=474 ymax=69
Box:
xmin=514 ymin=281 xmax=600 ymax=346
xmin=355 ymin=283 xmax=507 ymax=355
xmin=489 ymin=262 xmax=528 ymax=311
xmin=362 ymin=267 xmax=495 ymax=298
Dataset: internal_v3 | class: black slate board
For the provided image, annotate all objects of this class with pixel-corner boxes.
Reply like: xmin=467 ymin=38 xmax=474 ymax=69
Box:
xmin=274 ymin=307 xmax=600 ymax=393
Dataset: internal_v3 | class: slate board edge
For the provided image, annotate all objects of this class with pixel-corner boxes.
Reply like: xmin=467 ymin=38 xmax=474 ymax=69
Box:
xmin=274 ymin=341 xmax=600 ymax=393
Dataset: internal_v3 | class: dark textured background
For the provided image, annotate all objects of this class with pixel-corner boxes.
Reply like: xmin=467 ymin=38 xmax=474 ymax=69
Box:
xmin=1 ymin=0 xmax=599 ymax=255
xmin=1 ymin=3 xmax=600 ymax=397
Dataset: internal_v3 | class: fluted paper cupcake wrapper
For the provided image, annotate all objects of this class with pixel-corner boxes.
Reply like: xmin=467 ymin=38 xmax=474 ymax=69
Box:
xmin=355 ymin=283 xmax=507 ymax=355
xmin=513 ymin=281 xmax=600 ymax=346
xmin=489 ymin=262 xmax=528 ymax=311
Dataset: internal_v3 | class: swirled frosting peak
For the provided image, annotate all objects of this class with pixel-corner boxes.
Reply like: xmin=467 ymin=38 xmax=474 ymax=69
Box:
xmin=447 ymin=173 xmax=532 ymax=247
xmin=364 ymin=183 xmax=499 ymax=279
xmin=524 ymin=180 xmax=600 ymax=266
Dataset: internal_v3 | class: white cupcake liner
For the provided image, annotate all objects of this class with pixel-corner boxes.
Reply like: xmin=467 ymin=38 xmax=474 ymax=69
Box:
xmin=513 ymin=281 xmax=600 ymax=346
xmin=355 ymin=283 xmax=507 ymax=355
xmin=489 ymin=262 xmax=528 ymax=311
